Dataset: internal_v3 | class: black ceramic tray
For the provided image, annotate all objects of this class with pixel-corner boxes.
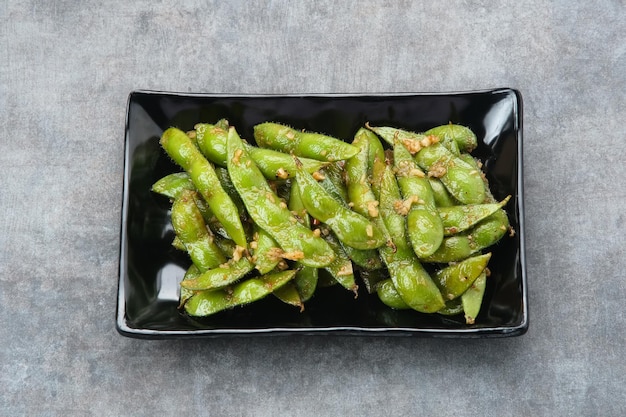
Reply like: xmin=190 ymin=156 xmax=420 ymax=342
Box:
xmin=116 ymin=89 xmax=527 ymax=339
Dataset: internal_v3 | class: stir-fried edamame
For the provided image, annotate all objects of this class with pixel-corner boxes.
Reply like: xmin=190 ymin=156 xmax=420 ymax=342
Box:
xmin=154 ymin=119 xmax=512 ymax=322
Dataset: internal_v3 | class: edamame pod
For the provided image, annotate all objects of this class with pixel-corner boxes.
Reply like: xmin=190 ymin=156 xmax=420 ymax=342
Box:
xmin=437 ymin=298 xmax=464 ymax=316
xmin=248 ymin=146 xmax=330 ymax=180
xmin=214 ymin=167 xmax=247 ymax=217
xmin=226 ymin=127 xmax=335 ymax=268
xmin=375 ymin=163 xmax=445 ymax=313
xmin=433 ymin=253 xmax=491 ymax=300
xmin=423 ymin=212 xmax=509 ymax=263
xmin=287 ymin=180 xmax=319 ymax=302
xmin=366 ymin=125 xmax=485 ymax=204
xmin=461 ymin=151 xmax=514 ymax=238
xmin=414 ymin=142 xmax=485 ymax=204
xmin=359 ymin=268 xmax=387 ymax=294
xmin=151 ymin=172 xmax=195 ymax=199
xmin=273 ymin=282 xmax=304 ymax=311
xmin=424 ymin=151 xmax=511 ymax=262
xmin=253 ymin=122 xmax=359 ymax=162
xmin=195 ymin=123 xmax=228 ymax=167
xmin=195 ymin=122 xmax=329 ymax=179
xmin=462 ymin=270 xmax=487 ymax=324
xmin=343 ymin=129 xmax=387 ymax=269
xmin=294 ymin=265 xmax=318 ymax=302
xmin=318 ymin=160 xmax=383 ymax=269
xmin=154 ymin=176 xmax=227 ymax=242
xmin=380 ymin=242 xmax=445 ymax=313
xmin=425 ymin=123 xmax=478 ymax=153
xmin=344 ymin=129 xmax=382 ymax=220
xmin=296 ymin=161 xmax=386 ymax=250
xmin=319 ymin=161 xmax=350 ymax=204
xmin=438 ymin=196 xmax=510 ymax=235
xmin=160 ymin=127 xmax=248 ymax=248
xmin=393 ymin=139 xmax=444 ymax=257
xmin=180 ymin=257 xmax=254 ymax=291
xmin=428 ymin=178 xmax=457 ymax=207
xmin=184 ymin=270 xmax=296 ymax=316
xmin=321 ymin=228 xmax=358 ymax=296
xmin=366 ymin=129 xmax=387 ymax=169
xmin=213 ymin=235 xmax=237 ymax=257
xmin=172 ymin=235 xmax=186 ymax=251
xmin=251 ymin=225 xmax=282 ymax=274
xmin=377 ymin=279 xmax=410 ymax=310
xmin=170 ymin=189 xmax=227 ymax=272
xmin=179 ymin=264 xmax=201 ymax=308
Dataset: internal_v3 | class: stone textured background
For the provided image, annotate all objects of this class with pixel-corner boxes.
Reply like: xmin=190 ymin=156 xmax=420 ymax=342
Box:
xmin=1 ymin=1 xmax=625 ymax=415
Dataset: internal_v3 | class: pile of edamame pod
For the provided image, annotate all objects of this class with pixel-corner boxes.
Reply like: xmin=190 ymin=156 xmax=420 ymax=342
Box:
xmin=152 ymin=120 xmax=512 ymax=324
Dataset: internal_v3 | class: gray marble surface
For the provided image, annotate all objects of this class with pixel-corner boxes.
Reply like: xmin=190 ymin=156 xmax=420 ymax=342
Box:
xmin=2 ymin=1 xmax=625 ymax=416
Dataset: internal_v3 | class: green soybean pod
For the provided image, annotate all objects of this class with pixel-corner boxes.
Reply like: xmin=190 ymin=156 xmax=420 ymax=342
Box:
xmin=437 ymin=298 xmax=464 ymax=316
xmin=413 ymin=142 xmax=485 ymax=205
xmin=380 ymin=244 xmax=445 ymax=313
xmin=152 ymin=173 xmax=223 ymax=238
xmin=171 ymin=235 xmax=186 ymax=251
xmin=393 ymin=139 xmax=444 ymax=258
xmin=195 ymin=123 xmax=330 ymax=179
xmin=343 ymin=128 xmax=386 ymax=269
xmin=375 ymin=163 xmax=445 ymax=313
xmin=170 ymin=189 xmax=227 ymax=272
xmin=425 ymin=123 xmax=478 ymax=153
xmin=429 ymin=148 xmax=510 ymax=262
xmin=251 ymin=225 xmax=282 ymax=275
xmin=214 ymin=167 xmax=247 ymax=216
xmin=365 ymin=127 xmax=387 ymax=169
xmin=287 ymin=180 xmax=319 ymax=302
xmin=359 ymin=268 xmax=387 ymax=294
xmin=460 ymin=151 xmax=513 ymax=240
xmin=422 ymin=151 xmax=511 ymax=262
xmin=248 ymin=146 xmax=330 ymax=180
xmin=184 ymin=270 xmax=296 ymax=317
xmin=428 ymin=178 xmax=457 ymax=207
xmin=253 ymin=122 xmax=359 ymax=162
xmin=160 ymin=127 xmax=248 ymax=248
xmin=151 ymin=172 xmax=195 ymax=199
xmin=462 ymin=270 xmax=487 ymax=324
xmin=273 ymin=282 xmax=304 ymax=311
xmin=213 ymin=235 xmax=238 ymax=258
xmin=438 ymin=196 xmax=510 ymax=236
xmin=433 ymin=252 xmax=491 ymax=301
xmin=423 ymin=213 xmax=509 ymax=263
xmin=296 ymin=161 xmax=387 ymax=250
xmin=366 ymin=125 xmax=485 ymax=204
xmin=195 ymin=123 xmax=229 ymax=166
xmin=373 ymin=162 xmax=409 ymax=252
xmin=319 ymin=161 xmax=350 ymax=203
xmin=179 ymin=264 xmax=201 ymax=309
xmin=320 ymin=228 xmax=358 ymax=296
xmin=317 ymin=160 xmax=383 ymax=270
xmin=344 ymin=129 xmax=381 ymax=220
xmin=226 ymin=127 xmax=335 ymax=268
xmin=377 ymin=279 xmax=411 ymax=310
xmin=180 ymin=257 xmax=255 ymax=291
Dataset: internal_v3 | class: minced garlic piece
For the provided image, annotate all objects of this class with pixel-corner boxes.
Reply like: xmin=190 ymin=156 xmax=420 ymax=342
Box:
xmin=336 ymin=263 xmax=354 ymax=277
xmin=232 ymin=149 xmax=243 ymax=165
xmin=275 ymin=167 xmax=289 ymax=180
xmin=232 ymin=245 xmax=246 ymax=261
xmin=280 ymin=250 xmax=305 ymax=261
xmin=367 ymin=200 xmax=379 ymax=218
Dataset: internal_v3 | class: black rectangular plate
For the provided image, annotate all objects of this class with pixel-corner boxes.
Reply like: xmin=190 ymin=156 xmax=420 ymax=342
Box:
xmin=117 ymin=89 xmax=527 ymax=339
